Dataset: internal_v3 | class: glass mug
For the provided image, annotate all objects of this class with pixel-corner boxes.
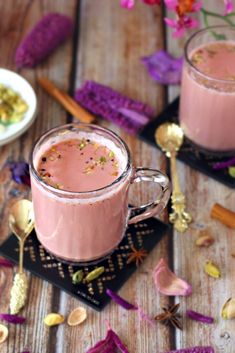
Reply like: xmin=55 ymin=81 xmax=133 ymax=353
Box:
xmin=180 ymin=26 xmax=235 ymax=153
xmin=29 ymin=123 xmax=171 ymax=263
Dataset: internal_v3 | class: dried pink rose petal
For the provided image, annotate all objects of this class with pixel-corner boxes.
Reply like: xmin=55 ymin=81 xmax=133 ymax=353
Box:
xmin=86 ymin=327 xmax=130 ymax=353
xmin=186 ymin=310 xmax=214 ymax=324
xmin=153 ymin=258 xmax=192 ymax=296
xmin=0 ymin=258 xmax=14 ymax=268
xmin=0 ymin=313 xmax=26 ymax=324
xmin=141 ymin=50 xmax=183 ymax=84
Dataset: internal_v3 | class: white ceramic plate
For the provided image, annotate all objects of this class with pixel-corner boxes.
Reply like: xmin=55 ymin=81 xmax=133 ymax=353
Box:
xmin=0 ymin=68 xmax=37 ymax=146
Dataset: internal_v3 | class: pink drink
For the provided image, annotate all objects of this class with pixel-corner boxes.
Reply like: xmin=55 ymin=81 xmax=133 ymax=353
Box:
xmin=180 ymin=31 xmax=235 ymax=152
xmin=31 ymin=129 xmax=130 ymax=262
xmin=30 ymin=124 xmax=170 ymax=263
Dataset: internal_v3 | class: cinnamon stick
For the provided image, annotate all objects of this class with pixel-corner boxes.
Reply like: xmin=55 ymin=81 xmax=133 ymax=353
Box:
xmin=211 ymin=203 xmax=235 ymax=229
xmin=38 ymin=77 xmax=95 ymax=124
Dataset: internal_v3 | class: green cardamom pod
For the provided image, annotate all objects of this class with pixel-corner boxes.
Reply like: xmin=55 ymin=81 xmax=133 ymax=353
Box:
xmin=72 ymin=270 xmax=84 ymax=284
xmin=204 ymin=260 xmax=221 ymax=279
xmin=85 ymin=266 xmax=105 ymax=283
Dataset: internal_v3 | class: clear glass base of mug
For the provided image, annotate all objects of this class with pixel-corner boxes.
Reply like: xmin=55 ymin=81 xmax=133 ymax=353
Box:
xmin=36 ymin=231 xmax=126 ymax=266
xmin=184 ymin=134 xmax=235 ymax=157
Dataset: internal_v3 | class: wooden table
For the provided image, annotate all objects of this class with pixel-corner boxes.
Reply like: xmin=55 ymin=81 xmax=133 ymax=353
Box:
xmin=0 ymin=1 xmax=234 ymax=352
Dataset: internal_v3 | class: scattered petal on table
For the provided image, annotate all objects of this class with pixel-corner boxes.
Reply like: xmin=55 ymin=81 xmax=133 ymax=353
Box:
xmin=0 ymin=258 xmax=14 ymax=268
xmin=141 ymin=50 xmax=183 ymax=84
xmin=0 ymin=313 xmax=26 ymax=324
xmin=9 ymin=161 xmax=30 ymax=186
xmin=86 ymin=327 xmax=130 ymax=353
xmin=186 ymin=310 xmax=214 ymax=324
xmin=154 ymin=258 xmax=192 ymax=296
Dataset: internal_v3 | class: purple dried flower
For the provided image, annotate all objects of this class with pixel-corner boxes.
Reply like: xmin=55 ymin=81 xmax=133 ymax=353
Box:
xmin=0 ymin=313 xmax=26 ymax=324
xmin=186 ymin=310 xmax=214 ymax=324
xmin=21 ymin=351 xmax=30 ymax=353
xmin=0 ymin=258 xmax=14 ymax=268
xmin=15 ymin=13 xmax=73 ymax=68
xmin=86 ymin=328 xmax=130 ymax=353
xmin=162 ymin=347 xmax=215 ymax=353
xmin=106 ymin=288 xmax=137 ymax=310
xmin=75 ymin=81 xmax=154 ymax=134
xmin=106 ymin=289 xmax=155 ymax=327
xmin=212 ymin=157 xmax=235 ymax=170
xmin=9 ymin=161 xmax=30 ymax=186
xmin=141 ymin=50 xmax=183 ymax=85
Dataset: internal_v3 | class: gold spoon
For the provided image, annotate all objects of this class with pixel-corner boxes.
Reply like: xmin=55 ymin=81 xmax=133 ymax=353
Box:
xmin=9 ymin=199 xmax=34 ymax=314
xmin=155 ymin=122 xmax=192 ymax=232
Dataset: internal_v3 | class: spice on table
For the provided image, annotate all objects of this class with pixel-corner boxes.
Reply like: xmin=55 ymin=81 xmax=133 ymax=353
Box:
xmin=44 ymin=313 xmax=65 ymax=327
xmin=228 ymin=166 xmax=235 ymax=177
xmin=195 ymin=230 xmax=215 ymax=247
xmin=126 ymin=245 xmax=147 ymax=267
xmin=221 ymin=298 xmax=235 ymax=319
xmin=72 ymin=269 xmax=84 ymax=284
xmin=210 ymin=203 xmax=235 ymax=229
xmin=0 ymin=324 xmax=8 ymax=344
xmin=153 ymin=258 xmax=192 ymax=296
xmin=0 ymin=84 xmax=28 ymax=125
xmin=85 ymin=266 xmax=105 ymax=282
xmin=204 ymin=260 xmax=221 ymax=279
xmin=186 ymin=310 xmax=214 ymax=324
xmin=67 ymin=307 xmax=87 ymax=326
xmin=155 ymin=303 xmax=182 ymax=330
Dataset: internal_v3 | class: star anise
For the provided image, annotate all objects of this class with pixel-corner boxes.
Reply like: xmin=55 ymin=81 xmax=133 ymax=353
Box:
xmin=155 ymin=303 xmax=182 ymax=330
xmin=126 ymin=245 xmax=147 ymax=267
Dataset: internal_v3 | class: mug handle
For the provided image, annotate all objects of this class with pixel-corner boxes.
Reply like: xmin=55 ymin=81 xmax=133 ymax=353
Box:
xmin=128 ymin=168 xmax=171 ymax=225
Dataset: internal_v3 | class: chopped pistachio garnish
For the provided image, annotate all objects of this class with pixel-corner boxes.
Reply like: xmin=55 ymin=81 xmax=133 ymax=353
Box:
xmin=99 ymin=156 xmax=107 ymax=164
xmin=0 ymin=84 xmax=28 ymax=125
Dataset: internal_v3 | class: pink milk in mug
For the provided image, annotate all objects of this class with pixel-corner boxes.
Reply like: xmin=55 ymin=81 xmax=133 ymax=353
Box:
xmin=180 ymin=26 xmax=235 ymax=153
xmin=29 ymin=123 xmax=170 ymax=263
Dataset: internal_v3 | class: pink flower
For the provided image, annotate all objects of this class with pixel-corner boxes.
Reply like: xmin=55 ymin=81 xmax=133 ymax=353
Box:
xmin=120 ymin=0 xmax=135 ymax=8
xmin=224 ymin=0 xmax=234 ymax=14
xmin=121 ymin=0 xmax=160 ymax=7
xmin=165 ymin=15 xmax=198 ymax=37
xmin=143 ymin=0 xmax=161 ymax=4
xmin=164 ymin=0 xmax=178 ymax=9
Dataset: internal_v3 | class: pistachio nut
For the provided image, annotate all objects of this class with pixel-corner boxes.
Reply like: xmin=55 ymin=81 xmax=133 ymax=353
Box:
xmin=204 ymin=260 xmax=221 ymax=278
xmin=44 ymin=313 xmax=64 ymax=327
xmin=221 ymin=298 xmax=235 ymax=320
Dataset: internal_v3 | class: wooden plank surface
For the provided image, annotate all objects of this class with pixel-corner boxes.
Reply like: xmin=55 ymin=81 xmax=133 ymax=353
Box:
xmin=0 ymin=1 xmax=234 ymax=352
xmin=166 ymin=1 xmax=235 ymax=352
xmin=0 ymin=1 xmax=77 ymax=353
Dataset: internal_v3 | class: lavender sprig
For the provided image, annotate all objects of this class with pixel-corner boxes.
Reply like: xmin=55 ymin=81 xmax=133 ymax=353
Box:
xmin=75 ymin=81 xmax=154 ymax=134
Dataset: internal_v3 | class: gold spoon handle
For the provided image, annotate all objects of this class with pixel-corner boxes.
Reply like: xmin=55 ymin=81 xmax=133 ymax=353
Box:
xmin=18 ymin=239 xmax=25 ymax=274
xmin=169 ymin=151 xmax=192 ymax=233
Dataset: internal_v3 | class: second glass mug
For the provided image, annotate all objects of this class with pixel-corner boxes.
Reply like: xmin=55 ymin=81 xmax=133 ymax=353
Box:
xmin=29 ymin=123 xmax=171 ymax=263
xmin=180 ymin=26 xmax=235 ymax=153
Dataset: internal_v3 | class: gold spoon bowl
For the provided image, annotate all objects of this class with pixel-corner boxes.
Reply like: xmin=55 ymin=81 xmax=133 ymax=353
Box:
xmin=155 ymin=122 xmax=192 ymax=233
xmin=9 ymin=199 xmax=34 ymax=314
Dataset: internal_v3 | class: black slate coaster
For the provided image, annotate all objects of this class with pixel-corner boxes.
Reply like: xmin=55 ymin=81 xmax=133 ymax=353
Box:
xmin=139 ymin=97 xmax=235 ymax=189
xmin=0 ymin=217 xmax=168 ymax=311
